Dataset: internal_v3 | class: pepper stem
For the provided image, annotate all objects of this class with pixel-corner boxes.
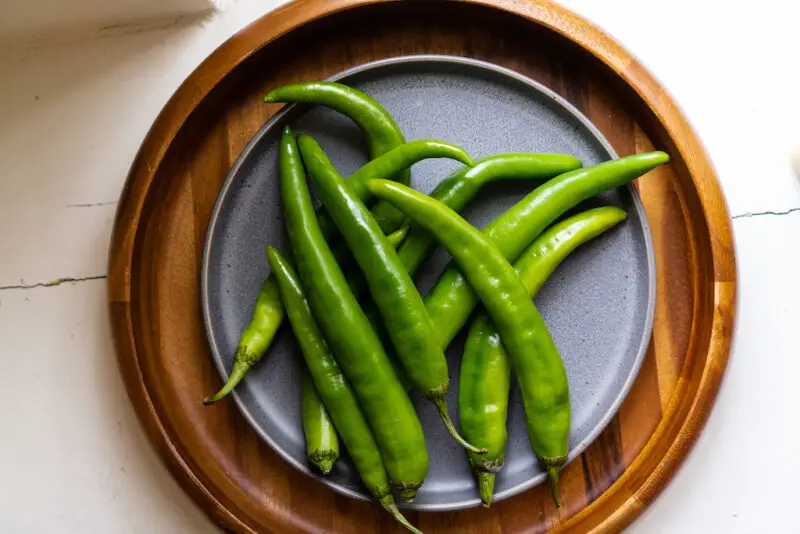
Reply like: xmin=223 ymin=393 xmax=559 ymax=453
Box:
xmin=547 ymin=466 xmax=561 ymax=508
xmin=380 ymin=495 xmax=423 ymax=534
xmin=433 ymin=397 xmax=487 ymax=455
xmin=478 ymin=471 xmax=495 ymax=507
xmin=203 ymin=360 xmax=249 ymax=405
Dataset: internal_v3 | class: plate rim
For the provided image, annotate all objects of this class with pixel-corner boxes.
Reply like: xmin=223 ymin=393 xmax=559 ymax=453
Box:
xmin=199 ymin=53 xmax=657 ymax=511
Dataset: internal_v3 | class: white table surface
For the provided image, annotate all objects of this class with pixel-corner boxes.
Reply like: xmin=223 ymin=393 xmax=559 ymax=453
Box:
xmin=1 ymin=1 xmax=798 ymax=532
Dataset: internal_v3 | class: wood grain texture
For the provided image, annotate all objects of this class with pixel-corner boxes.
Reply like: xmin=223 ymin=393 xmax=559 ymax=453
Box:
xmin=107 ymin=1 xmax=736 ymax=532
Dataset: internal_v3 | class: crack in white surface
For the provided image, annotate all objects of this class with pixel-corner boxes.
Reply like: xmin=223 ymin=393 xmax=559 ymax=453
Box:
xmin=66 ymin=201 xmax=118 ymax=208
xmin=0 ymin=275 xmax=106 ymax=291
xmin=732 ymin=207 xmax=800 ymax=220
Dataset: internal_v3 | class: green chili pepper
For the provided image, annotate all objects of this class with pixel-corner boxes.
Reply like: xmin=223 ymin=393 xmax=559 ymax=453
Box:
xmin=347 ymin=153 xmax=580 ymax=303
xmin=265 ymin=82 xmax=406 ymax=170
xmin=279 ymin=127 xmax=428 ymax=502
xmin=203 ymin=278 xmax=284 ymax=404
xmin=366 ymin=179 xmax=571 ymax=507
xmin=385 ymin=224 xmax=409 ymax=248
xmin=423 ymin=151 xmax=670 ymax=350
xmin=460 ymin=206 xmax=627 ymax=506
xmin=204 ymin=141 xmax=471 ymax=404
xmin=300 ymin=367 xmax=339 ymax=475
xmin=265 ymin=81 xmax=410 ymax=239
xmin=298 ymin=134 xmax=485 ymax=456
xmin=460 ymin=314 xmax=509 ymax=507
xmin=266 ymin=248 xmax=421 ymax=534
xmin=316 ymin=140 xmax=474 ymax=238
xmin=395 ymin=153 xmax=583 ymax=278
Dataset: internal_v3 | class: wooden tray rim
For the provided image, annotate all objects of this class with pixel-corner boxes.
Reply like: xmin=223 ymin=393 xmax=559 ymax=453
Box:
xmin=107 ymin=0 xmax=737 ymax=532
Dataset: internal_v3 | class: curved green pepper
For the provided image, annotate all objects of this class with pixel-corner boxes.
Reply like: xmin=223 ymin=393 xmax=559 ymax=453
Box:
xmin=316 ymin=139 xmax=474 ymax=238
xmin=347 ymin=152 xmax=585 ymax=316
xmin=265 ymin=81 xmax=410 ymax=236
xmin=424 ymin=151 xmax=670 ymax=349
xmin=396 ymin=152 xmax=582 ymax=278
xmin=460 ymin=206 xmax=627 ymax=506
xmin=265 ymin=81 xmax=406 ymax=171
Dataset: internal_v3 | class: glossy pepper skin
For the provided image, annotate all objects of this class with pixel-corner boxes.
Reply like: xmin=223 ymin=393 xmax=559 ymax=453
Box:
xmin=367 ymin=178 xmax=572 ymax=507
xmin=395 ymin=153 xmax=582 ymax=280
xmin=203 ymin=278 xmax=284 ymax=404
xmin=204 ymin=141 xmax=471 ymax=404
xmin=207 ymin=82 xmax=411 ymax=405
xmin=300 ymin=367 xmax=339 ymax=475
xmin=265 ymin=82 xmax=406 ymax=169
xmin=265 ymin=81 xmax=410 ymax=238
xmin=279 ymin=128 xmax=428 ymax=502
xmin=459 ymin=314 xmax=510 ymax=506
xmin=298 ymin=134 xmax=484 ymax=456
xmin=316 ymin=139 xmax=474 ymax=239
xmin=460 ymin=206 xmax=627 ymax=506
xmin=266 ymin=248 xmax=421 ymax=534
xmin=424 ymin=152 xmax=670 ymax=350
xmin=348 ymin=152 xmax=583 ymax=324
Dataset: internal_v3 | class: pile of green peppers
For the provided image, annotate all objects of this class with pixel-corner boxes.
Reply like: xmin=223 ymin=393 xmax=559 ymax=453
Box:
xmin=203 ymin=81 xmax=669 ymax=533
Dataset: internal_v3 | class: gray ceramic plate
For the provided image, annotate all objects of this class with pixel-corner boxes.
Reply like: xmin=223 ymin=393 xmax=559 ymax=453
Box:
xmin=201 ymin=56 xmax=655 ymax=511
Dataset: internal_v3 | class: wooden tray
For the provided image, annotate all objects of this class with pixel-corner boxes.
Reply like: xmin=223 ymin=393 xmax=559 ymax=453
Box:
xmin=108 ymin=1 xmax=736 ymax=532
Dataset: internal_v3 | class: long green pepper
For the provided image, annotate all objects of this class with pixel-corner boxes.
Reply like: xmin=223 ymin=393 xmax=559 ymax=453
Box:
xmin=266 ymin=248 xmax=421 ymax=534
xmin=460 ymin=206 xmax=628 ymax=506
xmin=423 ymin=152 xmax=670 ymax=350
xmin=395 ymin=153 xmax=582 ymax=277
xmin=366 ymin=179 xmax=571 ymax=506
xmin=298 ymin=135 xmax=484 ymax=455
xmin=265 ymin=81 xmax=410 ymax=233
xmin=279 ymin=128 xmax=428 ymax=502
xmin=316 ymin=139 xmax=473 ymax=238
